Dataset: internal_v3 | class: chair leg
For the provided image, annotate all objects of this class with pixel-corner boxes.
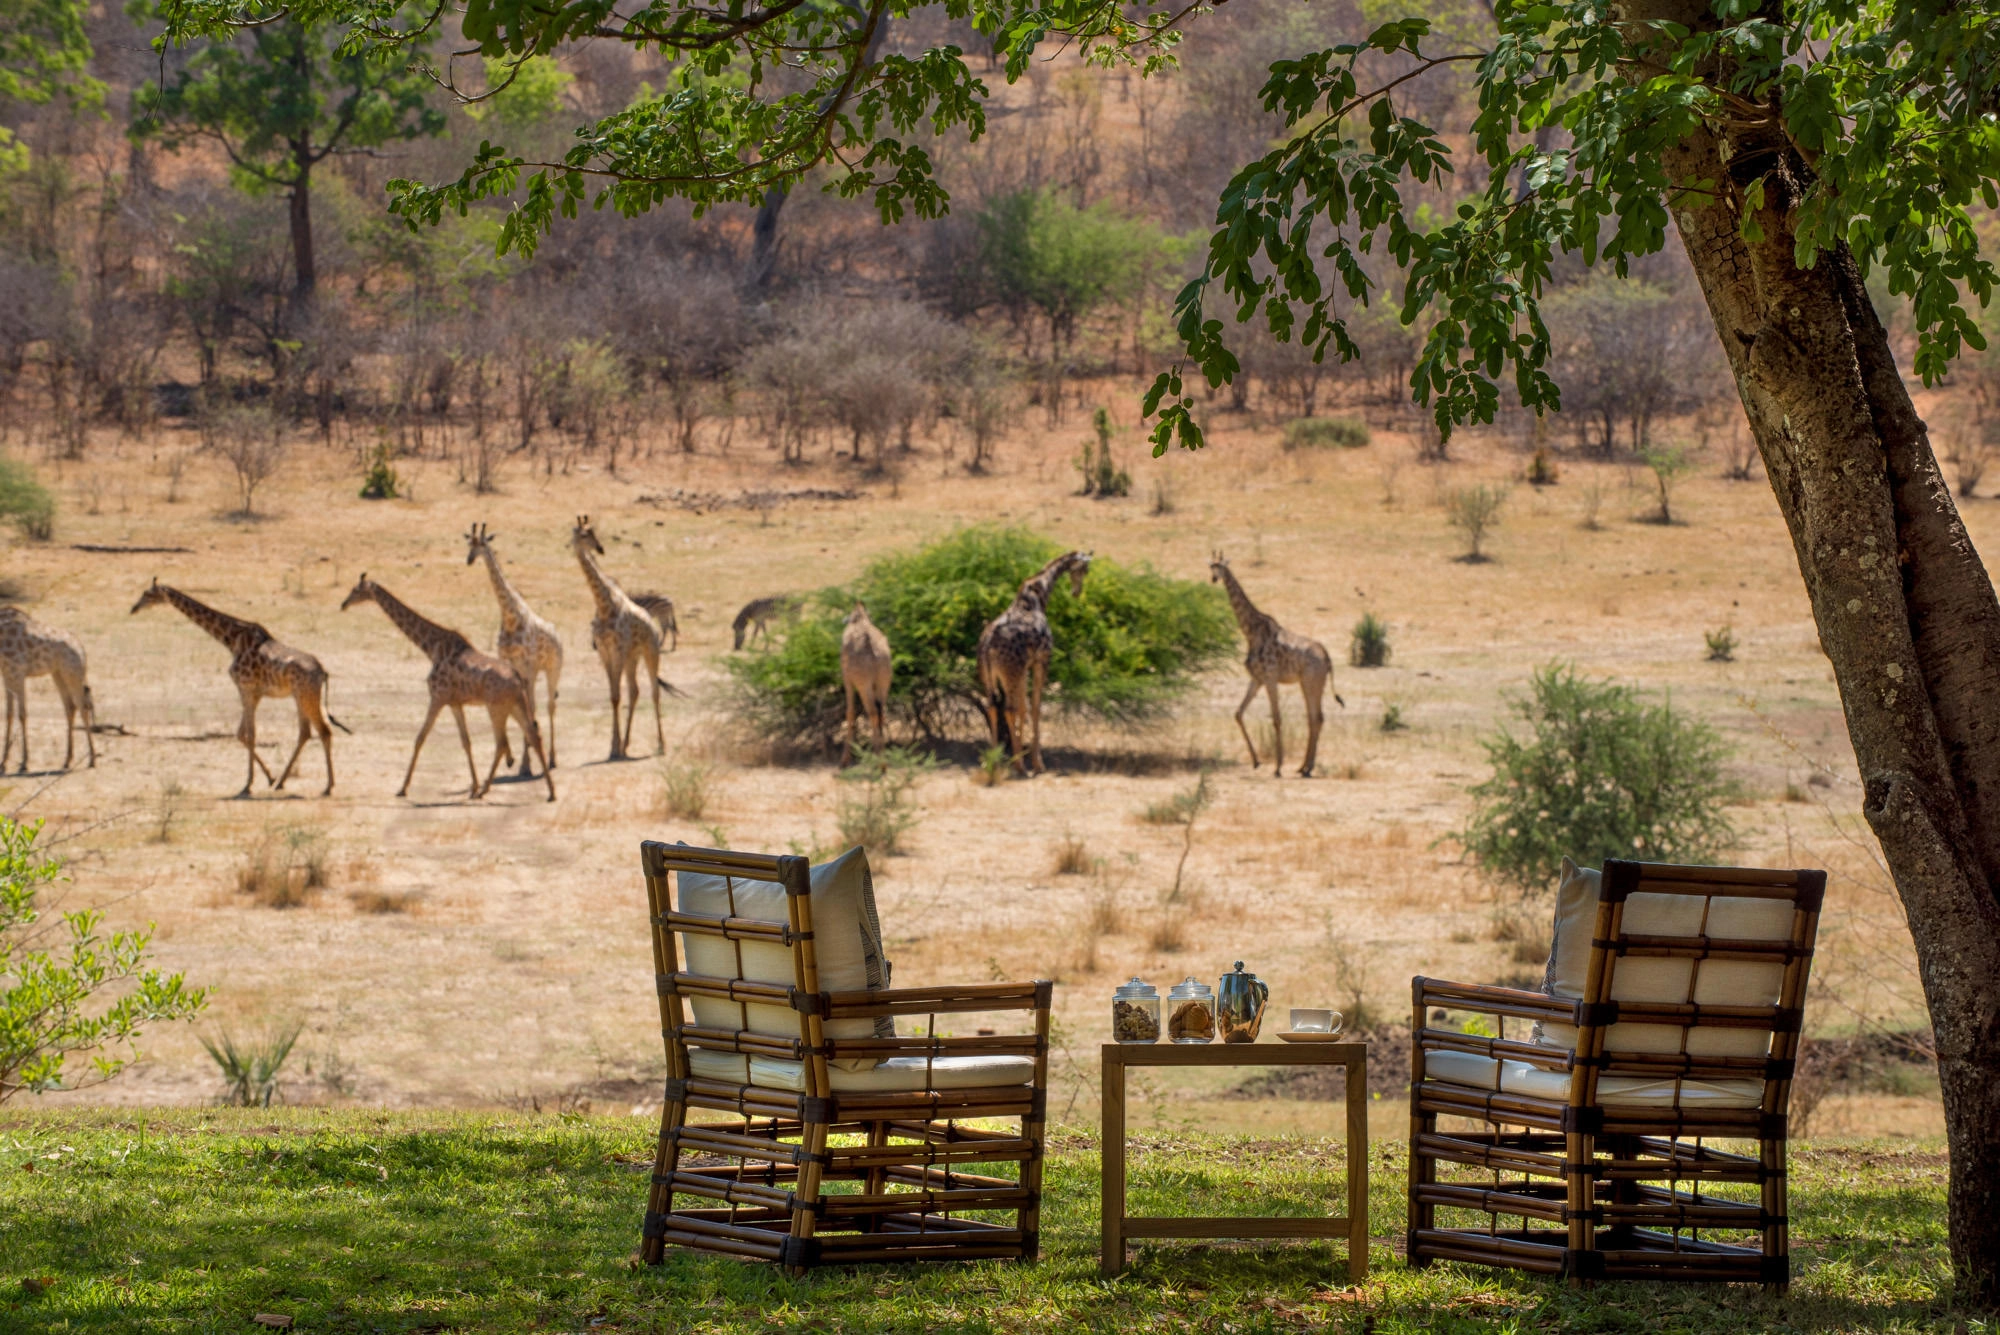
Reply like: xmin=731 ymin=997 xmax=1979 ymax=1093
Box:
xmin=790 ymin=1117 xmax=831 ymax=1275
xmin=1406 ymin=981 xmax=1436 ymax=1269
xmin=643 ymin=1092 xmax=687 ymax=1265
xmin=1566 ymin=1126 xmax=1593 ymax=1287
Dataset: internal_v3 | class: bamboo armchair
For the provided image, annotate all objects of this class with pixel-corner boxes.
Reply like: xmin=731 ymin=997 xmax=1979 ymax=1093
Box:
xmin=638 ymin=841 xmax=1052 ymax=1271
xmin=1408 ymin=859 xmax=1824 ymax=1288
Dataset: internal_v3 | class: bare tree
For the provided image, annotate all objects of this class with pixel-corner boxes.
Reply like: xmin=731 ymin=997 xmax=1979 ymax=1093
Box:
xmin=208 ymin=402 xmax=286 ymax=516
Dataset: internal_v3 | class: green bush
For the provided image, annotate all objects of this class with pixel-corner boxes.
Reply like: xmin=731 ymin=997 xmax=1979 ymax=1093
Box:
xmin=358 ymin=443 xmax=399 ymax=500
xmin=1282 ymin=417 xmax=1371 ymax=450
xmin=1460 ymin=663 xmax=1736 ymax=894
xmin=726 ymin=527 xmax=1235 ymax=745
xmin=1350 ymin=612 xmax=1391 ymax=668
xmin=0 ymin=456 xmax=55 ymax=540
xmin=835 ymin=747 xmax=935 ymax=857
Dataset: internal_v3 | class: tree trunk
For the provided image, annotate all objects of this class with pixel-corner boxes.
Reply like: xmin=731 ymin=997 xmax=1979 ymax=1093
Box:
xmin=290 ymin=152 xmax=315 ymax=300
xmin=1658 ymin=70 xmax=2000 ymax=1303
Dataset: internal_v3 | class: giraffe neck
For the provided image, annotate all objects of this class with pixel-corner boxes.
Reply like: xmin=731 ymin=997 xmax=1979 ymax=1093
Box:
xmin=478 ymin=546 xmax=530 ymax=634
xmin=366 ymin=583 xmax=472 ymax=664
xmin=1216 ymin=567 xmax=1268 ymax=639
xmin=162 ymin=586 xmax=270 ymax=656
xmin=574 ymin=543 xmax=625 ymax=619
xmin=1017 ymin=553 xmax=1074 ymax=613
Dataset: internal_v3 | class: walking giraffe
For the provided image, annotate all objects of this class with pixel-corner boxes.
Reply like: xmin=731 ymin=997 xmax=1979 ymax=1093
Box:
xmin=0 ymin=605 xmax=96 ymax=774
xmin=131 ymin=580 xmax=346 ymax=796
xmin=465 ymin=522 xmax=563 ymax=775
xmin=1208 ymin=552 xmax=1344 ymax=778
xmin=569 ymin=515 xmax=675 ymax=761
xmin=340 ymin=574 xmax=555 ymax=801
xmin=976 ymin=550 xmax=1092 ymax=776
xmin=840 ymin=601 xmax=892 ymax=765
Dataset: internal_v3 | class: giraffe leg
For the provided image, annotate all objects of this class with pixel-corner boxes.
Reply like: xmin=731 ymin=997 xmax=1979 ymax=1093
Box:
xmin=1300 ymin=675 xmax=1325 ymax=778
xmin=450 ymin=703 xmax=483 ymax=799
xmin=1028 ymin=658 xmax=1046 ymax=775
xmin=2 ymin=682 xmax=16 ymax=773
xmin=621 ymin=661 xmax=642 ymax=758
xmin=1265 ymin=681 xmax=1285 ymax=778
xmin=77 ymin=680 xmax=95 ymax=769
xmin=544 ymin=671 xmax=558 ymax=770
xmin=603 ymin=656 xmax=625 ymax=761
xmin=274 ymin=699 xmax=312 ymax=791
xmin=1004 ymin=671 xmax=1028 ymax=774
xmin=842 ymin=680 xmax=857 ymax=766
xmin=1233 ymin=677 xmax=1264 ymax=769
xmin=297 ymin=680 xmax=335 ymax=795
xmin=484 ymin=704 xmax=511 ymax=794
xmin=400 ymin=700 xmax=445 ymax=797
xmin=870 ymin=689 xmax=886 ymax=753
xmin=238 ymin=694 xmax=275 ymax=796
xmin=645 ymin=643 xmax=665 ymax=756
xmin=14 ymin=681 xmax=29 ymax=774
xmin=59 ymin=691 xmax=75 ymax=771
xmin=514 ymin=676 xmax=537 ymax=779
xmin=523 ymin=695 xmax=555 ymax=801
xmin=1264 ymin=683 xmax=1280 ymax=775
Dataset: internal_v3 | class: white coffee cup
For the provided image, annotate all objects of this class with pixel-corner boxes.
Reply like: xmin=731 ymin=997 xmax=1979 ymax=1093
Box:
xmin=1289 ymin=1008 xmax=1341 ymax=1033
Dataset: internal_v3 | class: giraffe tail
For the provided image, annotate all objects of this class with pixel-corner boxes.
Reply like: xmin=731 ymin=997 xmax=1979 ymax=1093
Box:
xmin=324 ymin=677 xmax=354 ymax=733
xmin=655 ymin=675 xmax=688 ymax=699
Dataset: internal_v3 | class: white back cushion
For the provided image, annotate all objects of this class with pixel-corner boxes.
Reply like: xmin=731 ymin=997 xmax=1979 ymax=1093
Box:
xmin=678 ymin=845 xmax=891 ymax=1068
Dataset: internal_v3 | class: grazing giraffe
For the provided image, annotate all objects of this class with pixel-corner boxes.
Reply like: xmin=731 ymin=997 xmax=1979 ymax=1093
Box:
xmin=465 ymin=522 xmax=563 ymax=776
xmin=0 ymin=605 xmax=96 ymax=774
xmin=840 ymin=601 xmax=892 ymax=765
xmin=131 ymin=580 xmax=346 ymax=796
xmin=732 ymin=595 xmax=796 ymax=651
xmin=976 ymin=550 xmax=1092 ymax=776
xmin=339 ymin=574 xmax=555 ymax=802
xmin=1209 ymin=552 xmax=1344 ymax=778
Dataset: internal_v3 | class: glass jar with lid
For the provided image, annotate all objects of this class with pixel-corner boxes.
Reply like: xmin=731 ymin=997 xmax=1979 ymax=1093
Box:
xmin=1167 ymin=977 xmax=1217 ymax=1043
xmin=1111 ymin=977 xmax=1161 ymax=1044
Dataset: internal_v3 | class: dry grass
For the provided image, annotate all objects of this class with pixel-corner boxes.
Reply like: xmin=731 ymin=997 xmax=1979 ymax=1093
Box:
xmin=235 ymin=825 xmax=331 ymax=909
xmin=351 ymin=889 xmax=421 ymax=915
xmin=1050 ymin=831 xmax=1092 ymax=875
xmin=2 ymin=383 xmax=1974 ymax=1119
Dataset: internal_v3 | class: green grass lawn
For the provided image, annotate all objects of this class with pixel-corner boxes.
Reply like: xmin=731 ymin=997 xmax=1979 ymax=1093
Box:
xmin=0 ymin=1109 xmax=1969 ymax=1333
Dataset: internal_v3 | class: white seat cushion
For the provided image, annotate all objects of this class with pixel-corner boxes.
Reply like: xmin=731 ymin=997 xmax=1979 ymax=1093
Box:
xmin=678 ymin=846 xmax=890 ymax=1069
xmin=1422 ymin=1055 xmax=1763 ymax=1109
xmin=687 ymin=1049 xmax=1036 ymax=1092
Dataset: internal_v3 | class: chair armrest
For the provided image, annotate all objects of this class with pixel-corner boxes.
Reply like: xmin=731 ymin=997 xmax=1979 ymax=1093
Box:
xmin=824 ymin=980 xmax=1053 ymax=1020
xmin=1415 ymin=976 xmax=1582 ymax=1025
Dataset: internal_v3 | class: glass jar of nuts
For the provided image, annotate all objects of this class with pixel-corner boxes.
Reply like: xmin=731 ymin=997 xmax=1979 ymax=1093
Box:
xmin=1167 ymin=977 xmax=1217 ymax=1044
xmin=1111 ymin=977 xmax=1161 ymax=1044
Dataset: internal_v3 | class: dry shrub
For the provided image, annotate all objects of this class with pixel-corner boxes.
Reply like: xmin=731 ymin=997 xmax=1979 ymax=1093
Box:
xmin=1051 ymin=832 xmax=1092 ymax=876
xmin=1490 ymin=900 xmax=1552 ymax=966
xmin=659 ymin=758 xmax=712 ymax=820
xmin=351 ymin=889 xmax=419 ymax=915
xmin=236 ymin=824 xmax=330 ymax=908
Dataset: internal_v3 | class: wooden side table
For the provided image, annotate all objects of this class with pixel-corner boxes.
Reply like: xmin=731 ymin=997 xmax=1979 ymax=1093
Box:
xmin=1100 ymin=1041 xmax=1369 ymax=1279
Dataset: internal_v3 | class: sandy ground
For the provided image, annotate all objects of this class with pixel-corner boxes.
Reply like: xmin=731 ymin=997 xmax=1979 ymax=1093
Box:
xmin=1 ymin=394 xmax=1972 ymax=1136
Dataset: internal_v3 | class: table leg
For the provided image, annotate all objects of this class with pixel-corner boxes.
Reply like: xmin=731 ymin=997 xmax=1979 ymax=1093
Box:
xmin=1101 ymin=1049 xmax=1126 ymax=1277
xmin=1346 ymin=1052 xmax=1369 ymax=1281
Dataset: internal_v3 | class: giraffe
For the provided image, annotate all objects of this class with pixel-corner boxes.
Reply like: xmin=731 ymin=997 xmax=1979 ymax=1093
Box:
xmin=976 ymin=550 xmax=1092 ymax=776
xmin=131 ymin=580 xmax=346 ymax=796
xmin=0 ymin=605 xmax=96 ymax=774
xmin=569 ymin=515 xmax=675 ymax=761
xmin=840 ymin=601 xmax=892 ymax=765
xmin=340 ymin=574 xmax=555 ymax=802
xmin=733 ymin=594 xmax=797 ymax=650
xmin=465 ymin=522 xmax=563 ymax=776
xmin=1209 ymin=552 xmax=1345 ymax=778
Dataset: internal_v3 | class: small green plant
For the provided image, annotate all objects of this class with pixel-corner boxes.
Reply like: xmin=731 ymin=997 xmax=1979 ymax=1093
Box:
xmin=1149 ymin=476 xmax=1176 ymax=515
xmin=658 ymin=758 xmax=712 ymax=820
xmin=150 ymin=781 xmax=186 ymax=845
xmin=835 ymin=746 xmax=935 ymax=857
xmin=1141 ymin=775 xmax=1212 ymax=826
xmin=1705 ymin=625 xmax=1738 ymax=662
xmin=358 ymin=443 xmax=400 ymax=500
xmin=1282 ymin=417 xmax=1371 ymax=450
xmin=2 ymin=815 xmax=208 ymax=1103
xmin=1379 ymin=703 xmax=1409 ymax=733
xmin=202 ymin=1019 xmax=304 ymax=1107
xmin=1461 ymin=663 xmax=1736 ymax=894
xmin=1639 ymin=442 xmax=1696 ymax=523
xmin=1077 ymin=407 xmax=1131 ymax=497
xmin=1446 ymin=483 xmax=1509 ymax=562
xmin=1326 ymin=927 xmax=1380 ymax=1031
xmin=1349 ymin=612 xmax=1391 ymax=668
xmin=236 ymin=825 xmax=330 ymax=909
xmin=1526 ymin=444 xmax=1559 ymax=486
xmin=974 ymin=744 xmax=1011 ymax=787
xmin=0 ymin=455 xmax=55 ymax=541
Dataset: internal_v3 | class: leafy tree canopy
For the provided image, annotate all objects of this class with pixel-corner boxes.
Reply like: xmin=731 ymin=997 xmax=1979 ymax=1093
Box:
xmin=727 ymin=526 xmax=1234 ymax=745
